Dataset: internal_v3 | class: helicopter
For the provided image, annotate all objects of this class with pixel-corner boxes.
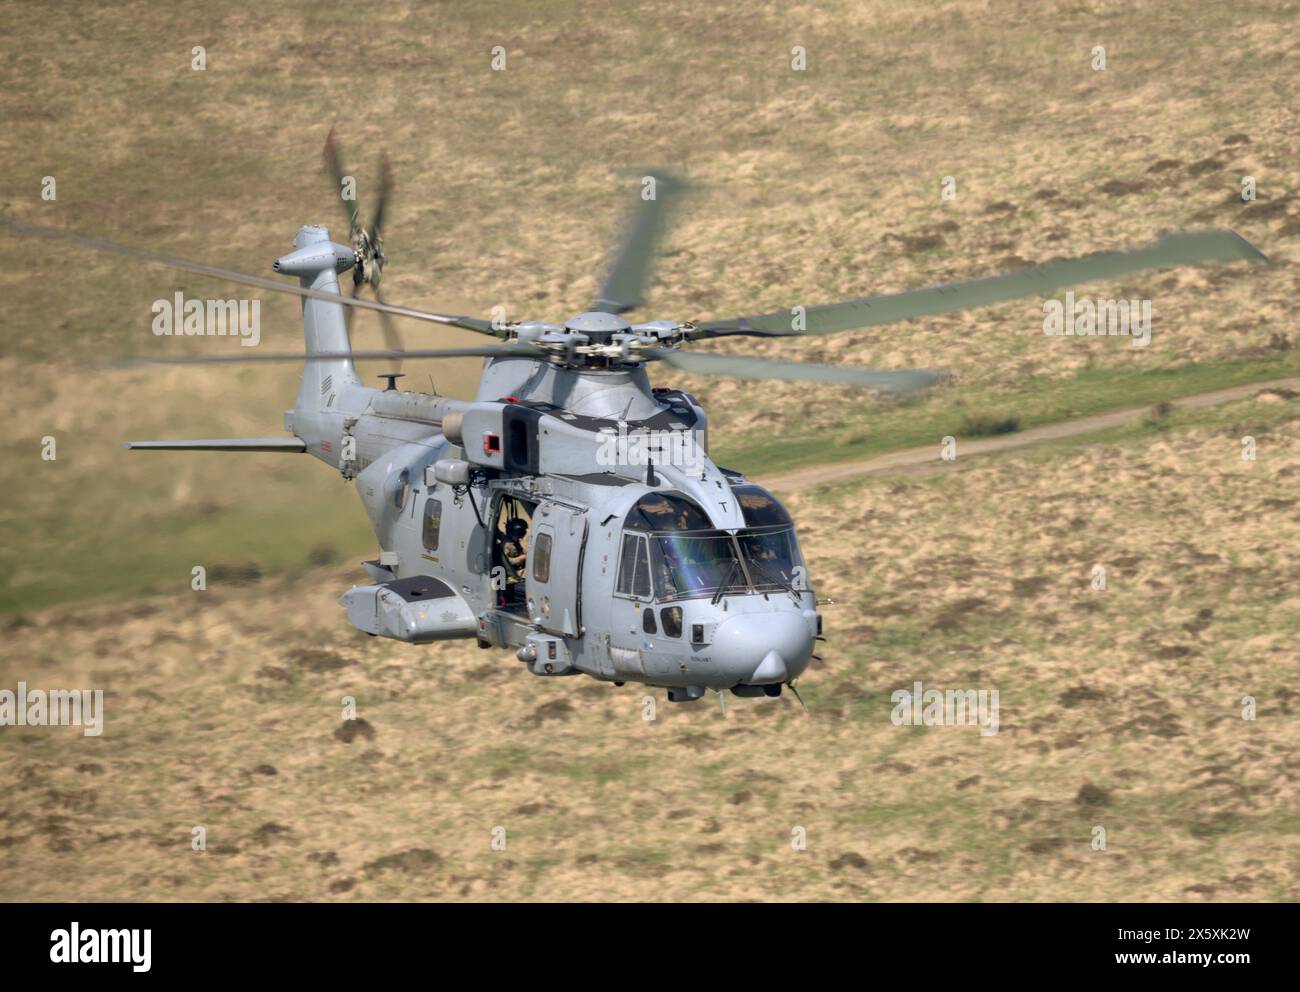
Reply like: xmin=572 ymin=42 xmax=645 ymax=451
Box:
xmin=4 ymin=133 xmax=1266 ymax=707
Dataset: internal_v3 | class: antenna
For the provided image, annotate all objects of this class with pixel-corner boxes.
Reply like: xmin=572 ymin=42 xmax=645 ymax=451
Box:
xmin=787 ymin=681 xmax=809 ymax=714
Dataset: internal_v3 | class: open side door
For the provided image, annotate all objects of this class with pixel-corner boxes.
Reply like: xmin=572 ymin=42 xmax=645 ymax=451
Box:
xmin=526 ymin=501 xmax=587 ymax=637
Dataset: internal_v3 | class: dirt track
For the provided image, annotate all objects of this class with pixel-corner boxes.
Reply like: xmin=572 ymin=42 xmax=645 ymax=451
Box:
xmin=760 ymin=377 xmax=1300 ymax=490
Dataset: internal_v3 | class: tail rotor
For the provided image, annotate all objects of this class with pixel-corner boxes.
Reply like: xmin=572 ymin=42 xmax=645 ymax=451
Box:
xmin=324 ymin=129 xmax=404 ymax=369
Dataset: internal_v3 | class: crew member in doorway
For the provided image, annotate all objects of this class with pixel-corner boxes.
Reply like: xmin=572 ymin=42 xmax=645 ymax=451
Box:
xmin=503 ymin=517 xmax=529 ymax=584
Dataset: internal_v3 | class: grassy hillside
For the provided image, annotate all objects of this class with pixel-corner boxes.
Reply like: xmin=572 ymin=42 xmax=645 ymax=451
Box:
xmin=1 ymin=0 xmax=1297 ymax=613
xmin=0 ymin=0 xmax=1297 ymax=903
xmin=2 ymin=388 xmax=1296 ymax=901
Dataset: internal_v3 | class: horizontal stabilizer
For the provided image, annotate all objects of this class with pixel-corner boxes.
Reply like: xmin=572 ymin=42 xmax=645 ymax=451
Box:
xmin=121 ymin=437 xmax=307 ymax=453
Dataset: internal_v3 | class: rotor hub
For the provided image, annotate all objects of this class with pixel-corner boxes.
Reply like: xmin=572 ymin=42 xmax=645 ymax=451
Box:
xmin=510 ymin=313 xmax=683 ymax=365
xmin=562 ymin=311 xmax=633 ymax=343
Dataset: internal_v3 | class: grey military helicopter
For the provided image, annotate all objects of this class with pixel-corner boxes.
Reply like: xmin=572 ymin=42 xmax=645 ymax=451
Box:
xmin=6 ymin=134 xmax=1266 ymax=707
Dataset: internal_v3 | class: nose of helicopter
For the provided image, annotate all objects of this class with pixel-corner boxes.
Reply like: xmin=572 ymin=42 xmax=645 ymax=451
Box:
xmin=713 ymin=612 xmax=813 ymax=685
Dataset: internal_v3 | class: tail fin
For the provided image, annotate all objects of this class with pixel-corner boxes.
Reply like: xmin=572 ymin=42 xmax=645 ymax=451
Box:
xmin=273 ymin=225 xmax=362 ymax=416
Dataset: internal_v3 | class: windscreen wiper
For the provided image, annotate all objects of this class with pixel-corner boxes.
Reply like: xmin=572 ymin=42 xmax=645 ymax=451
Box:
xmin=711 ymin=558 xmax=743 ymax=605
xmin=746 ymin=558 xmax=801 ymax=603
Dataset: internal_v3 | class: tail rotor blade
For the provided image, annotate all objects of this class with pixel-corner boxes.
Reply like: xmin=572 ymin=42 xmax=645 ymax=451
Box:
xmin=370 ymin=150 xmax=392 ymax=246
xmin=322 ymin=126 xmax=360 ymax=232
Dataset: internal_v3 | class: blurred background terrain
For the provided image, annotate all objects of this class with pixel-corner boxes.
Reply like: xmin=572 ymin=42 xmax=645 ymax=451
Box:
xmin=0 ymin=0 xmax=1296 ymax=900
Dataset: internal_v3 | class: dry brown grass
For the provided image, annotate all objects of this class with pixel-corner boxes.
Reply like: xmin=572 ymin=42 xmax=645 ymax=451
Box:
xmin=2 ymin=0 xmax=1297 ymax=611
xmin=0 ymin=0 xmax=1297 ymax=901
xmin=1 ymin=390 xmax=1297 ymax=901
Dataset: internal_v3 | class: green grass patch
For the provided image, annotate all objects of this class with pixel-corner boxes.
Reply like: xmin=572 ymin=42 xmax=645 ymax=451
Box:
xmin=717 ymin=355 xmax=1300 ymax=476
xmin=959 ymin=412 xmax=1021 ymax=437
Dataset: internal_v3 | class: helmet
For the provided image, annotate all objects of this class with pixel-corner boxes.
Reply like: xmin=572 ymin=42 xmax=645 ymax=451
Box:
xmin=505 ymin=518 xmax=528 ymax=540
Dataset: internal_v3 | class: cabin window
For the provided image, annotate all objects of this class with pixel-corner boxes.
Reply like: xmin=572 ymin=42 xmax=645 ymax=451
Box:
xmin=422 ymin=498 xmax=442 ymax=551
xmin=661 ymin=606 xmax=683 ymax=638
xmin=393 ymin=469 xmax=410 ymax=510
xmin=642 ymin=608 xmax=657 ymax=635
xmin=532 ymin=532 xmax=553 ymax=583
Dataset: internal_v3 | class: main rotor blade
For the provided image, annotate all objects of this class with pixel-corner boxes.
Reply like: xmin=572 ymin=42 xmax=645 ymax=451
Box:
xmin=691 ymin=229 xmax=1268 ymax=339
xmin=648 ymin=348 xmax=944 ymax=393
xmin=1 ymin=217 xmax=503 ymax=337
xmin=592 ymin=169 xmax=688 ymax=314
xmin=112 ymin=345 xmax=546 ymax=367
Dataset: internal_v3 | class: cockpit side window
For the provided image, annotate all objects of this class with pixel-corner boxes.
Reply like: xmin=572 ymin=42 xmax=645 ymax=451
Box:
xmin=632 ymin=540 xmax=651 ymax=598
xmin=616 ymin=534 xmax=639 ymax=595
xmin=616 ymin=533 xmax=652 ymax=600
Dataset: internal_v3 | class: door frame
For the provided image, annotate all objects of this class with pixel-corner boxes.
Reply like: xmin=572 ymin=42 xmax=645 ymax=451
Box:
xmin=526 ymin=500 xmax=588 ymax=637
